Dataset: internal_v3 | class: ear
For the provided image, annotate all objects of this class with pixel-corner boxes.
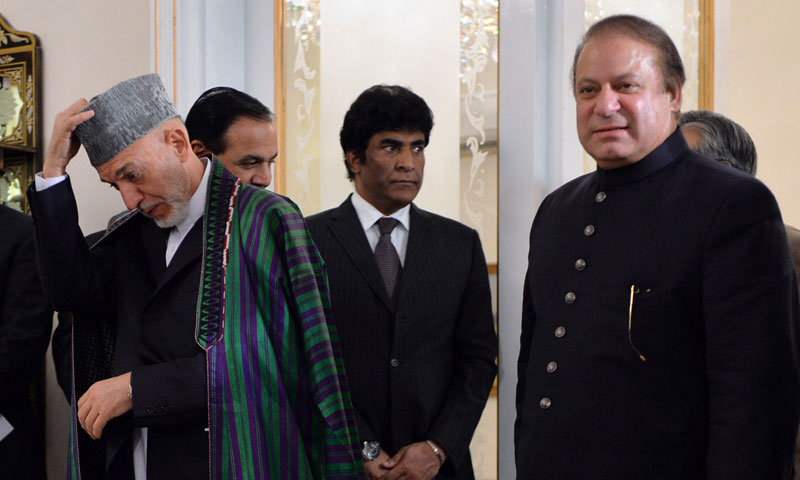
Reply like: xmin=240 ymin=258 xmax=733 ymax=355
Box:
xmin=668 ymin=84 xmax=682 ymax=114
xmin=164 ymin=126 xmax=191 ymax=160
xmin=191 ymin=139 xmax=212 ymax=158
xmin=345 ymin=151 xmax=362 ymax=176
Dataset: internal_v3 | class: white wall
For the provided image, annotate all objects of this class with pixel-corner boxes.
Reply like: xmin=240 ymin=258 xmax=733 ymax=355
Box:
xmin=2 ymin=3 xmax=150 ymax=479
xmin=727 ymin=0 xmax=800 ymax=227
xmin=318 ymin=0 xmax=461 ymax=217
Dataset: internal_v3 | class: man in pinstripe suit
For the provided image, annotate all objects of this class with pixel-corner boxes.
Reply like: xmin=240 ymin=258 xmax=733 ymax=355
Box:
xmin=307 ymin=85 xmax=497 ymax=480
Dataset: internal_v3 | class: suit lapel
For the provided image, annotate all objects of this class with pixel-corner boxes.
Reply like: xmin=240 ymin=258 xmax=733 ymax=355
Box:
xmin=328 ymin=197 xmax=394 ymax=311
xmin=149 ymin=217 xmax=204 ymax=302
xmin=395 ymin=204 xmax=435 ymax=302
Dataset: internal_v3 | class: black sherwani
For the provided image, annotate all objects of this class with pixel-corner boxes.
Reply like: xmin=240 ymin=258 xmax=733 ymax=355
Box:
xmin=28 ymin=179 xmax=207 ymax=480
xmin=307 ymin=198 xmax=497 ymax=479
xmin=0 ymin=205 xmax=51 ymax=480
xmin=515 ymin=130 xmax=800 ymax=479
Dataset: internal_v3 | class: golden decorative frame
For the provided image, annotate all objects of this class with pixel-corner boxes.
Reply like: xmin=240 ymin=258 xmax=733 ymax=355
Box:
xmin=273 ymin=0 xmax=287 ymax=195
xmin=0 ymin=14 xmax=42 ymax=213
xmin=698 ymin=0 xmax=715 ymax=110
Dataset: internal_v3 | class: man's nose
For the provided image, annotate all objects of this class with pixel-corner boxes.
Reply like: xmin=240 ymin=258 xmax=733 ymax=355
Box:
xmin=119 ymin=184 xmax=144 ymax=211
xmin=250 ymin=163 xmax=273 ymax=188
xmin=396 ymin=148 xmax=415 ymax=170
xmin=594 ymin=86 xmax=620 ymax=117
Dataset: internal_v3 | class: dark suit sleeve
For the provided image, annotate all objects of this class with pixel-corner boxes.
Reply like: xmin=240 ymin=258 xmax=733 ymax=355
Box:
xmin=52 ymin=311 xmax=73 ymax=401
xmin=425 ymin=230 xmax=497 ymax=472
xmin=51 ymin=231 xmax=112 ymax=402
xmin=703 ymin=181 xmax=800 ymax=479
xmin=514 ymin=267 xmax=535 ymax=460
xmin=130 ymin=353 xmax=207 ymax=427
xmin=0 ymin=213 xmax=53 ymax=410
xmin=27 ymin=180 xmax=113 ymax=313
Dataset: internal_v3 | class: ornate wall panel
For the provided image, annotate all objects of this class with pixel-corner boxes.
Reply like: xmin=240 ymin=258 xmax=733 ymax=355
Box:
xmin=460 ymin=0 xmax=499 ymax=265
xmin=0 ymin=14 xmax=41 ymax=213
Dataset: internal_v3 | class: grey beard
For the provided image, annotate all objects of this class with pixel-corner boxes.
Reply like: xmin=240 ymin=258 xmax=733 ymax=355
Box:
xmin=144 ymin=198 xmax=190 ymax=228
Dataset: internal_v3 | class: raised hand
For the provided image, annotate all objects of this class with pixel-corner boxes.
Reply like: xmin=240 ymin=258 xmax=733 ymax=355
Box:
xmin=43 ymin=98 xmax=95 ymax=178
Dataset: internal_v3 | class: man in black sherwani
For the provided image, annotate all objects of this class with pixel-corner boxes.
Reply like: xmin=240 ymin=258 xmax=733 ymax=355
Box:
xmin=515 ymin=14 xmax=800 ymax=479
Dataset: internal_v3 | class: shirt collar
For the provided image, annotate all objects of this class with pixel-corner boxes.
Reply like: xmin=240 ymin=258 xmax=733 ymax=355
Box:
xmin=174 ymin=158 xmax=210 ymax=237
xmin=595 ymin=128 xmax=687 ymax=189
xmin=350 ymin=190 xmax=411 ymax=233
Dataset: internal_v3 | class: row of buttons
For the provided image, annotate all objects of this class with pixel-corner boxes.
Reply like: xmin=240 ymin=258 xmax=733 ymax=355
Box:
xmin=540 ymin=191 xmax=606 ymax=410
xmin=145 ymin=402 xmax=172 ymax=415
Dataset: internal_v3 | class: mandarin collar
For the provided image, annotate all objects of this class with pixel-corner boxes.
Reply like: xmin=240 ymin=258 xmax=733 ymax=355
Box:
xmin=596 ymin=128 xmax=687 ymax=189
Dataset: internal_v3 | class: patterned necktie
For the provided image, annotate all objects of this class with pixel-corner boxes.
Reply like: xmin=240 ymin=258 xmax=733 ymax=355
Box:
xmin=374 ymin=217 xmax=401 ymax=300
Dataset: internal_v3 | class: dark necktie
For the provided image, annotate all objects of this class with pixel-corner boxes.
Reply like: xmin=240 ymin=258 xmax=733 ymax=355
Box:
xmin=375 ymin=217 xmax=401 ymax=300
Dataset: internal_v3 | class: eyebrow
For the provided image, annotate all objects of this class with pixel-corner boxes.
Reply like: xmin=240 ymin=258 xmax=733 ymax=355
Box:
xmin=99 ymin=161 xmax=133 ymax=185
xmin=113 ymin=162 xmax=134 ymax=180
xmin=379 ymin=138 xmax=426 ymax=147
xmin=578 ymin=72 xmax=639 ymax=84
xmin=236 ymin=153 xmax=278 ymax=164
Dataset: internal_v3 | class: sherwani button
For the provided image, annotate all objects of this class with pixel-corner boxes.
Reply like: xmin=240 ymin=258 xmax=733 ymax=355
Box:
xmin=565 ymin=292 xmax=576 ymax=304
xmin=575 ymin=259 xmax=586 ymax=271
xmin=595 ymin=191 xmax=607 ymax=203
xmin=146 ymin=406 xmax=155 ymax=414
xmin=540 ymin=397 xmax=552 ymax=409
xmin=555 ymin=326 xmax=566 ymax=338
xmin=390 ymin=358 xmax=400 ymax=367
xmin=584 ymin=225 xmax=595 ymax=236
xmin=546 ymin=362 xmax=558 ymax=373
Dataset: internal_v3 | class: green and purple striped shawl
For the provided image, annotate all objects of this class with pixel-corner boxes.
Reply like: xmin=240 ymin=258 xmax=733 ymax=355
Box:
xmin=66 ymin=159 xmax=361 ymax=479
xmin=197 ymin=160 xmax=362 ymax=479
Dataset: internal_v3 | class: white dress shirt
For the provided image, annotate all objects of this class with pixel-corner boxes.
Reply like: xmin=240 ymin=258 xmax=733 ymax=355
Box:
xmin=350 ymin=190 xmax=410 ymax=265
xmin=35 ymin=159 xmax=211 ymax=480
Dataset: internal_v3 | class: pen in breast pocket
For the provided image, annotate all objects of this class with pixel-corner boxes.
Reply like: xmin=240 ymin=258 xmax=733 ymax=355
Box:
xmin=628 ymin=284 xmax=646 ymax=362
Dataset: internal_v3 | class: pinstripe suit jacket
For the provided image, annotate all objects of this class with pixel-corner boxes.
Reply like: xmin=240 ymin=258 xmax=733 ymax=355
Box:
xmin=307 ymin=197 xmax=497 ymax=479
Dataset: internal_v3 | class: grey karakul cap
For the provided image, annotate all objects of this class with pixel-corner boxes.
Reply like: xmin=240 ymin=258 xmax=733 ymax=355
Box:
xmin=74 ymin=73 xmax=179 ymax=167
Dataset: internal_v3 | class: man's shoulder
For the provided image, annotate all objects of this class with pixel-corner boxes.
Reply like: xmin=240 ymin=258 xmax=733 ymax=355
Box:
xmin=235 ymin=184 xmax=304 ymax=218
xmin=306 ymin=205 xmax=340 ymax=225
xmin=0 ymin=204 xmax=32 ymax=228
xmin=0 ymin=205 xmax=32 ymax=247
xmin=678 ymin=150 xmax=776 ymax=205
xmin=412 ymin=205 xmax=478 ymax=240
xmin=306 ymin=201 xmax=351 ymax=234
xmin=785 ymin=224 xmax=800 ymax=251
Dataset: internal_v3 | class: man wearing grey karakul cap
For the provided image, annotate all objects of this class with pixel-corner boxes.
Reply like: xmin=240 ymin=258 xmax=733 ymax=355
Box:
xmin=28 ymin=74 xmax=361 ymax=480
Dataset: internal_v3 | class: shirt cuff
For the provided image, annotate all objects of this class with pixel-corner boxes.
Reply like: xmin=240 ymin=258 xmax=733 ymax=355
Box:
xmin=34 ymin=172 xmax=67 ymax=191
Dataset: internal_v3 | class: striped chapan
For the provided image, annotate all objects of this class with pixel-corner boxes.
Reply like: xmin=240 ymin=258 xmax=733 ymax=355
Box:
xmin=196 ymin=159 xmax=362 ymax=479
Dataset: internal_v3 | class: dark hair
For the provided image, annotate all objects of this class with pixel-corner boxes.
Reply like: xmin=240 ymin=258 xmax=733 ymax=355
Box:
xmin=570 ymin=15 xmax=686 ymax=96
xmin=679 ymin=110 xmax=758 ymax=175
xmin=340 ymin=85 xmax=434 ymax=181
xmin=185 ymin=86 xmax=273 ymax=154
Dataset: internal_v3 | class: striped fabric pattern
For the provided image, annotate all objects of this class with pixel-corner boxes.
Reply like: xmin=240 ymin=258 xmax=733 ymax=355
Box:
xmin=200 ymin=160 xmax=361 ymax=479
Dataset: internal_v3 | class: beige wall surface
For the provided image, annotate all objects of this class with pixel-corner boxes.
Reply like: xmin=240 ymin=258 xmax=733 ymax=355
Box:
xmin=1 ymin=2 xmax=150 ymax=478
xmin=729 ymin=1 xmax=800 ymax=227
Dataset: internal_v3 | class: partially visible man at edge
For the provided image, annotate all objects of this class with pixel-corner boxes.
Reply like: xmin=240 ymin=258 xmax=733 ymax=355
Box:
xmin=515 ymin=15 xmax=800 ymax=479
xmin=307 ymin=85 xmax=497 ymax=480
xmin=679 ymin=109 xmax=800 ymax=479
xmin=185 ymin=86 xmax=277 ymax=188
xmin=28 ymin=73 xmax=360 ymax=479
xmin=0 ymin=205 xmax=52 ymax=480
xmin=679 ymin=109 xmax=800 ymax=284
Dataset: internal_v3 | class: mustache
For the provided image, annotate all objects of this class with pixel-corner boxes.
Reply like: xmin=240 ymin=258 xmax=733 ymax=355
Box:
xmin=137 ymin=200 xmax=163 ymax=216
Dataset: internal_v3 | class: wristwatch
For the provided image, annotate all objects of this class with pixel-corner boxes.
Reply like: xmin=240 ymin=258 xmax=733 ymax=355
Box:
xmin=361 ymin=441 xmax=380 ymax=461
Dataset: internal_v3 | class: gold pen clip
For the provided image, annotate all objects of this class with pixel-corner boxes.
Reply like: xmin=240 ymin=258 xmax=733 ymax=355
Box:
xmin=628 ymin=284 xmax=646 ymax=362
